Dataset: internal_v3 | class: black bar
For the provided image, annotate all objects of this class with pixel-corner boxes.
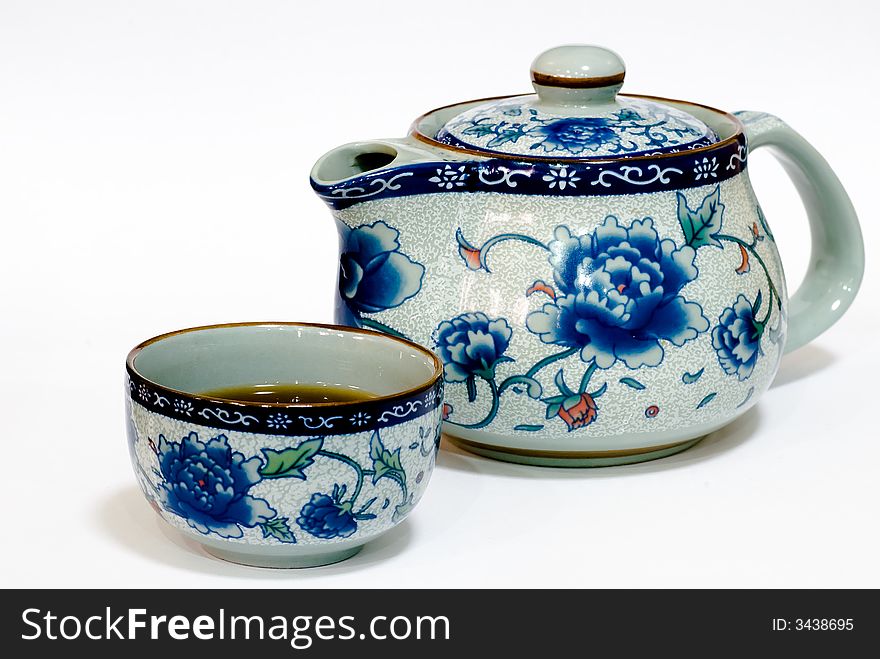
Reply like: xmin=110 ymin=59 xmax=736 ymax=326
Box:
xmin=1 ymin=589 xmax=875 ymax=656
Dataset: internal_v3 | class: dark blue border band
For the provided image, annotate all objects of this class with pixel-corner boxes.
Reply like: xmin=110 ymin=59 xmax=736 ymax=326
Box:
xmin=126 ymin=367 xmax=444 ymax=437
xmin=312 ymin=134 xmax=747 ymax=211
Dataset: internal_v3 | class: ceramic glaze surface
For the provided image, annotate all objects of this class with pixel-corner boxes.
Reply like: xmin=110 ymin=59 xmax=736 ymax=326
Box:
xmin=329 ymin=172 xmax=786 ymax=450
xmin=127 ymin=398 xmax=440 ymax=547
xmin=436 ymin=95 xmax=716 ymax=158
xmin=125 ymin=324 xmax=443 ymax=565
xmin=311 ymin=44 xmax=864 ymax=465
xmin=531 ymin=44 xmax=626 ymax=82
xmin=434 ymin=45 xmax=717 ymax=159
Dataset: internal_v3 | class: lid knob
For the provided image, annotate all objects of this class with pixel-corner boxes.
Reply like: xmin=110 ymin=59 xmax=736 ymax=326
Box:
xmin=530 ymin=45 xmax=625 ymax=108
xmin=531 ymin=45 xmax=626 ymax=88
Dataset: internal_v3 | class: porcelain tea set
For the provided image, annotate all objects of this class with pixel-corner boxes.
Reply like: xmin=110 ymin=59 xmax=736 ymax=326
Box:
xmin=125 ymin=45 xmax=864 ymax=567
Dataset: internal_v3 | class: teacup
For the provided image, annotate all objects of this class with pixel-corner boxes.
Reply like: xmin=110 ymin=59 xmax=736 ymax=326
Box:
xmin=125 ymin=322 xmax=443 ymax=568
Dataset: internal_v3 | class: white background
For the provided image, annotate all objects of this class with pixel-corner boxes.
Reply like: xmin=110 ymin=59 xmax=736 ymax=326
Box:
xmin=1 ymin=0 xmax=878 ymax=588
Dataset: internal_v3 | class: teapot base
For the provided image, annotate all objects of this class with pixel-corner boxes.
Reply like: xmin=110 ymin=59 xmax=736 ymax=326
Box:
xmin=446 ymin=435 xmax=703 ymax=468
xmin=202 ymin=543 xmax=363 ymax=569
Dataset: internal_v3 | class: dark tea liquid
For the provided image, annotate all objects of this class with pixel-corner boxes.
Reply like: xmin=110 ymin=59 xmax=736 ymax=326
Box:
xmin=200 ymin=383 xmax=378 ymax=404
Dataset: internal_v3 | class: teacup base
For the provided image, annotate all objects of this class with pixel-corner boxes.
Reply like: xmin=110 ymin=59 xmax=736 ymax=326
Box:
xmin=447 ymin=436 xmax=704 ymax=468
xmin=202 ymin=543 xmax=363 ymax=569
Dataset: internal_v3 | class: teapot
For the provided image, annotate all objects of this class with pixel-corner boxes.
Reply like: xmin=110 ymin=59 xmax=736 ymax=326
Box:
xmin=310 ymin=45 xmax=863 ymax=466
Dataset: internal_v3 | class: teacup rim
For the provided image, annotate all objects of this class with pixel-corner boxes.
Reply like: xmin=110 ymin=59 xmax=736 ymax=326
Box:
xmin=126 ymin=321 xmax=443 ymax=409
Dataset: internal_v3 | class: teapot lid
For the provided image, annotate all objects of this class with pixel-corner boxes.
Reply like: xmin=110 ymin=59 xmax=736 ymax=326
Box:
xmin=435 ymin=45 xmax=718 ymax=159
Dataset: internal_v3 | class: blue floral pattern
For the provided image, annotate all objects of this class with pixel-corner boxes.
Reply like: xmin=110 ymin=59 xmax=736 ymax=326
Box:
xmin=712 ymin=294 xmax=762 ymax=380
xmin=441 ymin=188 xmax=783 ymax=432
xmin=157 ymin=432 xmax=275 ymax=538
xmin=140 ymin=425 xmax=423 ymax=545
xmin=433 ymin=312 xmax=514 ymax=408
xmin=531 ymin=118 xmax=619 ymax=155
xmin=339 ymin=220 xmax=424 ymax=316
xmin=527 ymin=217 xmax=709 ymax=369
xmin=433 ymin=312 xmax=513 ymax=382
xmin=297 ymin=489 xmax=359 ymax=539
xmin=435 ymin=99 xmax=715 ymax=158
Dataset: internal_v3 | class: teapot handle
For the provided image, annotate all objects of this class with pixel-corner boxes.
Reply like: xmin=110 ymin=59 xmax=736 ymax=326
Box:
xmin=734 ymin=111 xmax=864 ymax=353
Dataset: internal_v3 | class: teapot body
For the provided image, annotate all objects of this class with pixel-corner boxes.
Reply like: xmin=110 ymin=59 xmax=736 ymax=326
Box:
xmin=313 ymin=126 xmax=789 ymax=465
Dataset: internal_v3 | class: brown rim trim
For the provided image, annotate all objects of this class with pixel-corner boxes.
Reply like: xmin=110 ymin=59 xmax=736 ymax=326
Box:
xmin=409 ymin=92 xmax=746 ymax=164
xmin=126 ymin=321 xmax=443 ymax=409
xmin=530 ymin=71 xmax=625 ymax=89
xmin=449 ymin=435 xmax=692 ymax=459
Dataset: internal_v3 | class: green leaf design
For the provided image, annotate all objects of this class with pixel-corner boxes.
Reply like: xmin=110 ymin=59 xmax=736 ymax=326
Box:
xmin=500 ymin=375 xmax=543 ymax=399
xmin=461 ymin=124 xmax=497 ymax=138
xmin=752 ymin=290 xmax=763 ymax=316
xmin=258 ymin=517 xmax=297 ymax=544
xmin=619 ymin=377 xmax=646 ymax=390
xmin=479 ymin=355 xmax=515 ymax=379
xmin=546 ymin=404 xmax=561 ymax=419
xmin=677 ymin=186 xmax=725 ymax=248
xmin=682 ymin=368 xmax=705 ymax=384
xmin=373 ymin=449 xmax=403 ymax=483
xmin=392 ymin=495 xmax=415 ymax=523
xmin=259 ymin=437 xmax=323 ymax=480
xmin=368 ymin=430 xmax=385 ymax=462
xmin=369 ymin=431 xmax=406 ymax=486
xmin=555 ymin=369 xmax=575 ymax=396
xmin=514 ymin=424 xmax=544 ymax=432
xmin=697 ymin=392 xmax=717 ymax=409
xmin=354 ymin=496 xmax=378 ymax=520
xmin=736 ymin=386 xmax=755 ymax=409
xmin=488 ymin=131 xmax=525 ymax=147
xmin=757 ymin=205 xmax=775 ymax=242
xmin=359 ymin=317 xmax=408 ymax=339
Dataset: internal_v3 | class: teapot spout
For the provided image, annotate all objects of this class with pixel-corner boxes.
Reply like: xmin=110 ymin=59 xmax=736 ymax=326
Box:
xmin=310 ymin=137 xmax=446 ymax=329
xmin=310 ymin=137 xmax=447 ymax=210
xmin=311 ymin=138 xmax=442 ymax=186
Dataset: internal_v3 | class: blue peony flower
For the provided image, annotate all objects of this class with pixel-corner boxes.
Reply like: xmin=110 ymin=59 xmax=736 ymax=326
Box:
xmin=157 ymin=432 xmax=275 ymax=538
xmin=712 ymin=294 xmax=762 ymax=380
xmin=297 ymin=491 xmax=358 ymax=540
xmin=532 ymin=117 xmax=619 ymax=154
xmin=527 ymin=217 xmax=709 ymax=369
xmin=433 ymin=312 xmax=513 ymax=382
xmin=339 ymin=220 xmax=425 ymax=315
